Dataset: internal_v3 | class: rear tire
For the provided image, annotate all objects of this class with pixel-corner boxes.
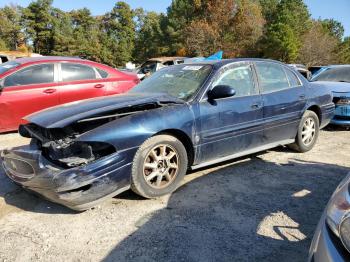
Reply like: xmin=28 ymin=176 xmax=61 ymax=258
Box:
xmin=289 ymin=110 xmax=319 ymax=153
xmin=131 ymin=135 xmax=188 ymax=198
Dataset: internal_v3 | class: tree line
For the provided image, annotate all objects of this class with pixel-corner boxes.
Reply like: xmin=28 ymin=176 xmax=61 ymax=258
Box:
xmin=0 ymin=0 xmax=349 ymax=67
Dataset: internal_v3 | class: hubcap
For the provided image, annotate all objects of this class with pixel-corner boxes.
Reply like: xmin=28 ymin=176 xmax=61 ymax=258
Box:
xmin=143 ymin=144 xmax=179 ymax=189
xmin=301 ymin=117 xmax=316 ymax=146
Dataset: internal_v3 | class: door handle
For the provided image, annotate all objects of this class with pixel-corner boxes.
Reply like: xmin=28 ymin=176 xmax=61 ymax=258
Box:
xmin=251 ymin=103 xmax=261 ymax=109
xmin=94 ymin=84 xmax=104 ymax=89
xmin=299 ymin=94 xmax=306 ymax=100
xmin=43 ymin=88 xmax=56 ymax=94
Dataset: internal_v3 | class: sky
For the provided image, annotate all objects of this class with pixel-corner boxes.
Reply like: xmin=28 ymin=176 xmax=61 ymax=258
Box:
xmin=1 ymin=0 xmax=350 ymax=36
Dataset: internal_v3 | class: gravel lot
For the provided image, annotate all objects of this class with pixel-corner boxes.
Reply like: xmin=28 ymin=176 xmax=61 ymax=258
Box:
xmin=0 ymin=127 xmax=349 ymax=262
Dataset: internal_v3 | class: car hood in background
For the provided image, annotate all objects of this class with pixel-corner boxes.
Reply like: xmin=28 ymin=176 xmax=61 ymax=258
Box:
xmin=311 ymin=81 xmax=350 ymax=93
xmin=25 ymin=93 xmax=184 ymax=128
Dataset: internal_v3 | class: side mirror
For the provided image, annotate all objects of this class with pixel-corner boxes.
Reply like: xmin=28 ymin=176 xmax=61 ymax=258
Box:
xmin=208 ymin=85 xmax=236 ymax=100
xmin=0 ymin=80 xmax=4 ymax=91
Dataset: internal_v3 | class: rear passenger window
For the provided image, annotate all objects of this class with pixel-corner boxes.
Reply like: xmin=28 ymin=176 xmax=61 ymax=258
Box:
xmin=255 ymin=62 xmax=290 ymax=93
xmin=285 ymin=68 xmax=301 ymax=87
xmin=163 ymin=61 xmax=174 ymax=66
xmin=96 ymin=68 xmax=109 ymax=78
xmin=61 ymin=63 xmax=96 ymax=82
xmin=4 ymin=64 xmax=54 ymax=87
xmin=212 ymin=64 xmax=257 ymax=97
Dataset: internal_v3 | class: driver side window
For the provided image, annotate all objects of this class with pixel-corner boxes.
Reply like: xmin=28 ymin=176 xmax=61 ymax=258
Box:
xmin=4 ymin=64 xmax=54 ymax=87
xmin=212 ymin=64 xmax=257 ymax=97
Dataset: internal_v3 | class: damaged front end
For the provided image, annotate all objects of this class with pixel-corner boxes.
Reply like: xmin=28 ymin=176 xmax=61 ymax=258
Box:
xmin=1 ymin=94 xmax=185 ymax=210
xmin=331 ymin=92 xmax=350 ymax=126
xmin=18 ymin=101 xmax=163 ymax=168
xmin=1 ymin=116 xmax=133 ymax=210
xmin=1 ymin=143 xmax=132 ymax=211
xmin=1 ymin=102 xmax=165 ymax=210
xmin=19 ymin=124 xmax=116 ymax=168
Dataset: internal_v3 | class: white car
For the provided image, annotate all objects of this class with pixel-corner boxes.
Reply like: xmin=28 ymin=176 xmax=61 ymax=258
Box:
xmin=137 ymin=57 xmax=186 ymax=80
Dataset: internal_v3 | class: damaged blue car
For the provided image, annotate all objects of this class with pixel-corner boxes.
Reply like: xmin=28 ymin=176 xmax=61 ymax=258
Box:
xmin=311 ymin=65 xmax=350 ymax=126
xmin=1 ymin=59 xmax=335 ymax=210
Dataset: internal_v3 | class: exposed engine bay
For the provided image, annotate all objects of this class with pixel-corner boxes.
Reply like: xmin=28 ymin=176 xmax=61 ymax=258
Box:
xmin=19 ymin=102 xmax=165 ymax=168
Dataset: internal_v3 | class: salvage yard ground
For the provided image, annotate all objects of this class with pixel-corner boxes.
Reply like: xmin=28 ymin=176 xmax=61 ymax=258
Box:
xmin=0 ymin=127 xmax=349 ymax=262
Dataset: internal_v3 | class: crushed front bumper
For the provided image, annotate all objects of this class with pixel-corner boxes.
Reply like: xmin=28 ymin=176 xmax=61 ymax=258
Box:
xmin=1 ymin=146 xmax=135 ymax=211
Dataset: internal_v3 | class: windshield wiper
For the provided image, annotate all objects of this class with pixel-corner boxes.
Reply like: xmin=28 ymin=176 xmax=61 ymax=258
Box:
xmin=339 ymin=80 xmax=350 ymax=83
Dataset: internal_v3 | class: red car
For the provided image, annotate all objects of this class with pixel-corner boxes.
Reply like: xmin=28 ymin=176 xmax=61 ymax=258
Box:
xmin=0 ymin=57 xmax=139 ymax=133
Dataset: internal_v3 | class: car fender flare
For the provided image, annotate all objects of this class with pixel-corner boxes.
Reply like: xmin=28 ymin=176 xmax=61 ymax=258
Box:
xmin=303 ymin=102 xmax=322 ymax=124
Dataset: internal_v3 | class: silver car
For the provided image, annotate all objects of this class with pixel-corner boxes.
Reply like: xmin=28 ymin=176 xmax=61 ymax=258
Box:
xmin=309 ymin=173 xmax=350 ymax=261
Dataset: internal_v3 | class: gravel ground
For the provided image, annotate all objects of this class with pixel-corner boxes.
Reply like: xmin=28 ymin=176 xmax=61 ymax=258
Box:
xmin=0 ymin=127 xmax=349 ymax=262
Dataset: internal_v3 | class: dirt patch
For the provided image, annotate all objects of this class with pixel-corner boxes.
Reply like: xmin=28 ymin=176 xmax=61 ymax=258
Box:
xmin=0 ymin=132 xmax=29 ymax=150
xmin=0 ymin=128 xmax=349 ymax=261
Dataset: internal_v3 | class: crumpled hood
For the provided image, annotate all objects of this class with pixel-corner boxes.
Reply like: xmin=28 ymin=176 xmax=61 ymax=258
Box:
xmin=311 ymin=81 xmax=350 ymax=93
xmin=25 ymin=93 xmax=183 ymax=128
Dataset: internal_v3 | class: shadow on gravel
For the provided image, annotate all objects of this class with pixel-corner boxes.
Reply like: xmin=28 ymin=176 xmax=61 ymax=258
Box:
xmin=0 ymin=158 xmax=76 ymax=216
xmin=0 ymin=131 xmax=18 ymax=135
xmin=104 ymin=156 xmax=349 ymax=262
xmin=323 ymin=124 xmax=350 ymax=132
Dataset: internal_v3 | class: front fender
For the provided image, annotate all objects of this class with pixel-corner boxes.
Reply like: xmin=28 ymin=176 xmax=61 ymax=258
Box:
xmin=76 ymin=104 xmax=196 ymax=151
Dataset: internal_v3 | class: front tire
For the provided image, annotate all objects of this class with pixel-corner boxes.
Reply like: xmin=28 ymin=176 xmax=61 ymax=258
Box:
xmin=131 ymin=135 xmax=188 ymax=198
xmin=289 ymin=110 xmax=319 ymax=153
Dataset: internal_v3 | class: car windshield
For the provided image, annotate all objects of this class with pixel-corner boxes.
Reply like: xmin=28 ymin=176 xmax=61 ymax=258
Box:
xmin=0 ymin=61 xmax=20 ymax=74
xmin=312 ymin=67 xmax=350 ymax=83
xmin=130 ymin=64 xmax=212 ymax=101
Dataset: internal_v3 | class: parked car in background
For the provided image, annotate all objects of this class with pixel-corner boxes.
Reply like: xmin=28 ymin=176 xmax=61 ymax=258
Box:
xmin=289 ymin=64 xmax=311 ymax=80
xmin=0 ymin=51 xmax=42 ymax=64
xmin=137 ymin=57 xmax=186 ymax=80
xmin=312 ymin=65 xmax=350 ymax=83
xmin=309 ymin=66 xmax=326 ymax=76
xmin=309 ymin=172 xmax=350 ymax=261
xmin=0 ymin=57 xmax=139 ymax=133
xmin=1 ymin=58 xmax=335 ymax=210
xmin=311 ymin=65 xmax=350 ymax=126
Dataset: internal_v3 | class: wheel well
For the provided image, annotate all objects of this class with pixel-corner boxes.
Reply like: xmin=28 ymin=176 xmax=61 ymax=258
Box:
xmin=156 ymin=129 xmax=195 ymax=167
xmin=306 ymin=105 xmax=322 ymax=124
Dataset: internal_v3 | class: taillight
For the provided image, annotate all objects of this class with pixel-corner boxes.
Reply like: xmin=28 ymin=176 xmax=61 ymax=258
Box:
xmin=336 ymin=98 xmax=350 ymax=105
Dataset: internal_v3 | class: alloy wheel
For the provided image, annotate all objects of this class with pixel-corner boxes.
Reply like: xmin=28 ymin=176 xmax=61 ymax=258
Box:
xmin=143 ymin=144 xmax=179 ymax=189
xmin=301 ymin=117 xmax=316 ymax=146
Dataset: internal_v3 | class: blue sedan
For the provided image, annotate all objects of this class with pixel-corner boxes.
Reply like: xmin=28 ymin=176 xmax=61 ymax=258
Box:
xmin=1 ymin=59 xmax=335 ymax=210
xmin=311 ymin=65 xmax=350 ymax=126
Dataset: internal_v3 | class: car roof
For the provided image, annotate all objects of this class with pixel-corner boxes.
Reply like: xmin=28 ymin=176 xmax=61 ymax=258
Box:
xmin=324 ymin=65 xmax=350 ymax=68
xmin=15 ymin=56 xmax=84 ymax=64
xmin=2 ymin=56 xmax=124 ymax=76
xmin=186 ymin=58 xmax=288 ymax=68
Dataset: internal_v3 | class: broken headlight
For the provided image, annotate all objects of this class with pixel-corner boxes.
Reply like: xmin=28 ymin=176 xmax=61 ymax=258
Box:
xmin=326 ymin=173 xmax=350 ymax=252
xmin=44 ymin=141 xmax=116 ymax=168
xmin=335 ymin=98 xmax=350 ymax=105
xmin=19 ymin=124 xmax=117 ymax=168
